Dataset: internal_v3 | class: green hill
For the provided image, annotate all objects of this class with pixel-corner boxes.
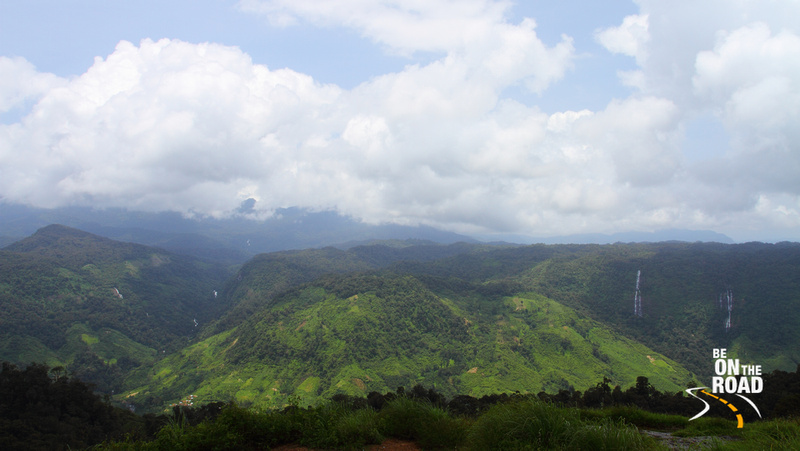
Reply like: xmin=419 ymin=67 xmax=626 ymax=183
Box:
xmin=205 ymin=240 xmax=507 ymax=334
xmin=123 ymin=272 xmax=694 ymax=411
xmin=124 ymin=240 xmax=800 ymax=411
xmin=0 ymin=224 xmax=231 ymax=391
xmin=388 ymin=241 xmax=800 ymax=377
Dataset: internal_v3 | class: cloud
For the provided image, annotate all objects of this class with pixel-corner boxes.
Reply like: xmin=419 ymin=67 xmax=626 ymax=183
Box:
xmin=0 ymin=39 xmax=344 ymax=215
xmin=237 ymin=0 xmax=512 ymax=55
xmin=0 ymin=30 xmax=607 ymax=235
xmin=239 ymin=0 xmax=574 ymax=94
xmin=0 ymin=56 xmax=66 ymax=112
xmin=595 ymin=14 xmax=650 ymax=64
xmin=689 ymin=22 xmax=800 ymax=208
xmin=590 ymin=1 xmax=800 ymax=237
xmin=577 ymin=96 xmax=681 ymax=187
xmin=2 ymin=0 xmax=800 ymax=240
xmin=694 ymin=22 xmax=800 ymax=131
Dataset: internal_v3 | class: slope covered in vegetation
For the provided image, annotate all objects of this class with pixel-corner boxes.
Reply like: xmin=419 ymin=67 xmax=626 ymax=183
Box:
xmin=393 ymin=241 xmax=800 ymax=377
xmin=124 ymin=271 xmax=694 ymax=411
xmin=0 ymin=225 xmax=231 ymax=391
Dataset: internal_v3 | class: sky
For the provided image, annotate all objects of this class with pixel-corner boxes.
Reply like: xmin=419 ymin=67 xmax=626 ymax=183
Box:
xmin=1 ymin=0 xmax=800 ymax=242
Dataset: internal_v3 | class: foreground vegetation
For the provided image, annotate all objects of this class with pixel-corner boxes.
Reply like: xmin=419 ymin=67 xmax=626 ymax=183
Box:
xmin=4 ymin=361 xmax=800 ymax=450
xmin=98 ymin=395 xmax=800 ymax=450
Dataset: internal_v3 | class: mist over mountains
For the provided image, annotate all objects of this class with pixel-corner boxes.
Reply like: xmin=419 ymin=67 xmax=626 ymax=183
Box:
xmin=0 ymin=204 xmax=474 ymax=262
xmin=0 ymin=204 xmax=735 ymax=264
xmin=475 ymin=229 xmax=735 ymax=246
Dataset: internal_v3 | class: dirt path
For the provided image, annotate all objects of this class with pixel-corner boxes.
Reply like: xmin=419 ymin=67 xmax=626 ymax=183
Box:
xmin=272 ymin=438 xmax=420 ymax=450
xmin=271 ymin=432 xmax=735 ymax=450
xmin=641 ymin=430 xmax=737 ymax=450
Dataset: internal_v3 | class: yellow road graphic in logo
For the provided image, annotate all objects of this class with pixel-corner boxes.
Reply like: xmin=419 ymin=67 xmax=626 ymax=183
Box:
xmin=700 ymin=390 xmax=744 ymax=428
xmin=686 ymin=387 xmax=761 ymax=428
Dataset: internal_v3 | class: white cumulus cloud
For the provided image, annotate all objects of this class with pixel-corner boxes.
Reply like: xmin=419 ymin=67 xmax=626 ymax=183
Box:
xmin=0 ymin=56 xmax=66 ymax=112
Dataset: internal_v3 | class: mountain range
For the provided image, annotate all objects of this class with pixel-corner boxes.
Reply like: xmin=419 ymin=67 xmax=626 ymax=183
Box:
xmin=0 ymin=204 xmax=735 ymax=265
xmin=1 ymin=223 xmax=797 ymax=413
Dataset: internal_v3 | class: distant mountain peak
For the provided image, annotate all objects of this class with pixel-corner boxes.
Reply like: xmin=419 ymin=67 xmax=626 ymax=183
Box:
xmin=6 ymin=224 xmax=109 ymax=250
xmin=34 ymin=223 xmax=94 ymax=237
xmin=3 ymin=224 xmax=155 ymax=269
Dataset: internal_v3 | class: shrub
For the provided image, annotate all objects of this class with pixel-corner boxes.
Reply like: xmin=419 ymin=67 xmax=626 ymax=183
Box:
xmin=378 ymin=397 xmax=468 ymax=449
xmin=468 ymin=399 xmax=580 ymax=449
xmin=567 ymin=419 xmax=654 ymax=450
xmin=468 ymin=399 xmax=659 ymax=450
xmin=335 ymin=407 xmax=384 ymax=449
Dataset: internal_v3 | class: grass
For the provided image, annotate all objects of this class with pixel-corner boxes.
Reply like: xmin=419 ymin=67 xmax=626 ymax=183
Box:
xmin=672 ymin=416 xmax=738 ymax=437
xmin=95 ymin=397 xmax=800 ymax=450
xmin=579 ymin=405 xmax=689 ymax=430
xmin=378 ymin=397 xmax=470 ymax=448
xmin=707 ymin=418 xmax=800 ymax=450
xmin=467 ymin=399 xmax=658 ymax=450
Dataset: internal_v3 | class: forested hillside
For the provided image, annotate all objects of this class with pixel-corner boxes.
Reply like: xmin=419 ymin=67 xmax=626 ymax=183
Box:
xmin=123 ymin=270 xmax=694 ymax=411
xmin=0 ymin=225 xmax=231 ymax=392
xmin=384 ymin=241 xmax=800 ymax=376
xmin=204 ymin=240 xmax=508 ymax=334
